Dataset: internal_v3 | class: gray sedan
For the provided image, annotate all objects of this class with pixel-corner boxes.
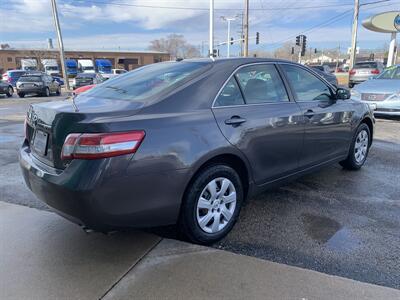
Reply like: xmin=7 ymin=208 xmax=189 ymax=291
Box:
xmin=351 ymin=64 xmax=400 ymax=116
xmin=20 ymin=58 xmax=374 ymax=244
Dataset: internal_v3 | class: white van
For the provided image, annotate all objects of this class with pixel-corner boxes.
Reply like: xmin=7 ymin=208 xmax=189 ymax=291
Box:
xmin=41 ymin=59 xmax=60 ymax=76
xmin=78 ymin=59 xmax=95 ymax=73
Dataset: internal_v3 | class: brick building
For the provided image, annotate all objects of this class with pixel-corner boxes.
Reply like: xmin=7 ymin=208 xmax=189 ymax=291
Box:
xmin=0 ymin=49 xmax=170 ymax=73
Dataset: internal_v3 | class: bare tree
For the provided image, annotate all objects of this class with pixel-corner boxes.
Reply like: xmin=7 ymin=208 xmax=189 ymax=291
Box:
xmin=148 ymin=34 xmax=200 ymax=59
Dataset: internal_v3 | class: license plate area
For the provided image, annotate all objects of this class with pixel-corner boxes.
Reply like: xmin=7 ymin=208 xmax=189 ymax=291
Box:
xmin=32 ymin=130 xmax=48 ymax=156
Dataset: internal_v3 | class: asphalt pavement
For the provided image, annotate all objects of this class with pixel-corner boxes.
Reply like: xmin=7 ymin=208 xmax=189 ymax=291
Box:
xmin=1 ymin=93 xmax=399 ymax=289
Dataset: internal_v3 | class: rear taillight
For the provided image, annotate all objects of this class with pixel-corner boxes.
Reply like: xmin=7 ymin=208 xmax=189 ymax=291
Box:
xmin=371 ymin=69 xmax=380 ymax=74
xmin=349 ymin=69 xmax=356 ymax=75
xmin=61 ymin=131 xmax=145 ymax=160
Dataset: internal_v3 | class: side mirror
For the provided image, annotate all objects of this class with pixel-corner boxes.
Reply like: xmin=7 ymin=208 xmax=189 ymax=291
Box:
xmin=336 ymin=87 xmax=351 ymax=100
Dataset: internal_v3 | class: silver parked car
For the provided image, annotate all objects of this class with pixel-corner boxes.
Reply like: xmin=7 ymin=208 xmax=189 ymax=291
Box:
xmin=351 ymin=64 xmax=400 ymax=116
xmin=349 ymin=61 xmax=385 ymax=88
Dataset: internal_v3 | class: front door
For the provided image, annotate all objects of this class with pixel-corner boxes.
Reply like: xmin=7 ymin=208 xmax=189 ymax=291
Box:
xmin=280 ymin=64 xmax=353 ymax=168
xmin=212 ymin=63 xmax=304 ymax=185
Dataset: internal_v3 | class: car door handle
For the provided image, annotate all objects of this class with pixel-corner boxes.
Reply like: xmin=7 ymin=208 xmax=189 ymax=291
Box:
xmin=225 ymin=116 xmax=247 ymax=126
xmin=304 ymin=110 xmax=315 ymax=118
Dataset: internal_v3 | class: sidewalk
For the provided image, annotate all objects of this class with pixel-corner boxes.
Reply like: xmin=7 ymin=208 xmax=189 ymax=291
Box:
xmin=1 ymin=201 xmax=399 ymax=300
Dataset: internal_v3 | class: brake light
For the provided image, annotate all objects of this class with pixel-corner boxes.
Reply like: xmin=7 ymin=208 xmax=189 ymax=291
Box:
xmin=371 ymin=69 xmax=380 ymax=74
xmin=61 ymin=131 xmax=145 ymax=160
xmin=349 ymin=69 xmax=356 ymax=75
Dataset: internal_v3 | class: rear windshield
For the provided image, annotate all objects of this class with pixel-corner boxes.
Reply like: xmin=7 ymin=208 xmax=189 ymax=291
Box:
xmin=18 ymin=76 xmax=42 ymax=82
xmin=83 ymin=61 xmax=211 ymax=101
xmin=354 ymin=62 xmax=377 ymax=69
xmin=311 ymin=66 xmax=324 ymax=71
xmin=46 ymin=66 xmax=58 ymax=70
xmin=377 ymin=66 xmax=400 ymax=79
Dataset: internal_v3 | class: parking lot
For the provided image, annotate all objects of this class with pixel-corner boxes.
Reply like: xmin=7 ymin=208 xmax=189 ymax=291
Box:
xmin=1 ymin=93 xmax=399 ymax=289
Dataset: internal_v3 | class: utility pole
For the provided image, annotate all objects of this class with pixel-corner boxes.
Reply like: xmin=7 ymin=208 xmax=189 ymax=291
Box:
xmin=349 ymin=0 xmax=359 ymax=70
xmin=209 ymin=0 xmax=214 ymax=58
xmin=243 ymin=0 xmax=249 ymax=57
xmin=50 ymin=0 xmax=70 ymax=91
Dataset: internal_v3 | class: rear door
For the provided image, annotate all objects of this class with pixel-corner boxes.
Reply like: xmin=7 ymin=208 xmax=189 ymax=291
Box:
xmin=212 ymin=63 xmax=304 ymax=185
xmin=280 ymin=64 xmax=353 ymax=168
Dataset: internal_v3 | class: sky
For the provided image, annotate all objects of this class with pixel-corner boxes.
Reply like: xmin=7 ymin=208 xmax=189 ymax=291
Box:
xmin=0 ymin=0 xmax=399 ymax=56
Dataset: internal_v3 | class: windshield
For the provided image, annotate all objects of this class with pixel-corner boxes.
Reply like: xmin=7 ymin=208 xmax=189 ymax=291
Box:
xmin=83 ymin=61 xmax=211 ymax=101
xmin=46 ymin=66 xmax=58 ymax=71
xmin=82 ymin=66 xmax=94 ymax=71
xmin=24 ymin=67 xmax=37 ymax=71
xmin=19 ymin=76 xmax=42 ymax=82
xmin=377 ymin=66 xmax=400 ymax=80
xmin=354 ymin=62 xmax=377 ymax=69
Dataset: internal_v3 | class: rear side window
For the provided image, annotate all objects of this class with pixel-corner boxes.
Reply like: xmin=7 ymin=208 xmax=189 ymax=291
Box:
xmin=83 ymin=61 xmax=211 ymax=102
xmin=214 ymin=77 xmax=245 ymax=107
xmin=282 ymin=64 xmax=332 ymax=101
xmin=354 ymin=62 xmax=377 ymax=69
xmin=235 ymin=64 xmax=289 ymax=104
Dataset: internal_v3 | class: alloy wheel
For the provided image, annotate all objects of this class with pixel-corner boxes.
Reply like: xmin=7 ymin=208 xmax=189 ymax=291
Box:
xmin=354 ymin=129 xmax=368 ymax=163
xmin=196 ymin=177 xmax=237 ymax=234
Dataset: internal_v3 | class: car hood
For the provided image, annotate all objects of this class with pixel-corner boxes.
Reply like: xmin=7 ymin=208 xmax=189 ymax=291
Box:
xmin=354 ymin=79 xmax=400 ymax=94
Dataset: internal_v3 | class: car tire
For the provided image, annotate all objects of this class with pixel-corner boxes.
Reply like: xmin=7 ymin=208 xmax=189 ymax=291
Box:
xmin=179 ymin=164 xmax=244 ymax=245
xmin=17 ymin=92 xmax=25 ymax=98
xmin=348 ymin=83 xmax=354 ymax=88
xmin=340 ymin=123 xmax=370 ymax=170
xmin=6 ymin=86 xmax=13 ymax=97
xmin=56 ymin=86 xmax=61 ymax=96
xmin=42 ymin=87 xmax=50 ymax=97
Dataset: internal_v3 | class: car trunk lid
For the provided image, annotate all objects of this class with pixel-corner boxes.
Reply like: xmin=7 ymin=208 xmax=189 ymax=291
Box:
xmin=25 ymin=96 xmax=144 ymax=169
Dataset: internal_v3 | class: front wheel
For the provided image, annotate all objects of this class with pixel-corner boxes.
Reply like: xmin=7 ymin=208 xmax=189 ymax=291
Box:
xmin=17 ymin=92 xmax=25 ymax=98
xmin=340 ymin=123 xmax=370 ymax=170
xmin=56 ymin=86 xmax=61 ymax=96
xmin=179 ymin=165 xmax=244 ymax=245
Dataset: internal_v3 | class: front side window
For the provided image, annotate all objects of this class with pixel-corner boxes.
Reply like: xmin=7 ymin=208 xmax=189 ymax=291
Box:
xmin=282 ymin=65 xmax=332 ymax=101
xmin=214 ymin=77 xmax=245 ymax=107
xmin=235 ymin=64 xmax=289 ymax=104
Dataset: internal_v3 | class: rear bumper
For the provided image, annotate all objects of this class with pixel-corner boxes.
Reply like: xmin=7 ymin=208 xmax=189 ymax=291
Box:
xmin=20 ymin=144 xmax=187 ymax=230
xmin=17 ymin=87 xmax=45 ymax=94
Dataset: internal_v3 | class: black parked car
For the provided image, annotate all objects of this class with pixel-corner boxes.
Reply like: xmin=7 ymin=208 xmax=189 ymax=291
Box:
xmin=0 ymin=80 xmax=14 ymax=97
xmin=20 ymin=58 xmax=374 ymax=244
xmin=16 ymin=74 xmax=61 ymax=98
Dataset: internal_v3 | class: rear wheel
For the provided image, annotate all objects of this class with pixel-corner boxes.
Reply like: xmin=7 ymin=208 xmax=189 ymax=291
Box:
xmin=56 ymin=86 xmax=61 ymax=96
xmin=42 ymin=87 xmax=50 ymax=97
xmin=348 ymin=83 xmax=354 ymax=88
xmin=179 ymin=165 xmax=244 ymax=245
xmin=6 ymin=86 xmax=13 ymax=97
xmin=340 ymin=123 xmax=370 ymax=170
xmin=17 ymin=92 xmax=25 ymax=98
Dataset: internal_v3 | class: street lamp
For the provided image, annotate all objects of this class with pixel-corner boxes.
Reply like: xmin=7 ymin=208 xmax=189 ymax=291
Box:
xmin=221 ymin=16 xmax=238 ymax=58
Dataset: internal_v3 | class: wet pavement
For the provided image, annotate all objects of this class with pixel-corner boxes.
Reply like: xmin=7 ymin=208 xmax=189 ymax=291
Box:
xmin=216 ymin=118 xmax=400 ymax=289
xmin=1 ymin=94 xmax=399 ymax=289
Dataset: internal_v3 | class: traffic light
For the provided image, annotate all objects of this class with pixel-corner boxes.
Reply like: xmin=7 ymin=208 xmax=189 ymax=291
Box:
xmin=296 ymin=35 xmax=300 ymax=46
xmin=291 ymin=47 xmax=294 ymax=55
xmin=301 ymin=35 xmax=307 ymax=56
xmin=256 ymin=32 xmax=260 ymax=45
xmin=230 ymin=37 xmax=234 ymax=45
xmin=314 ymin=48 xmax=317 ymax=54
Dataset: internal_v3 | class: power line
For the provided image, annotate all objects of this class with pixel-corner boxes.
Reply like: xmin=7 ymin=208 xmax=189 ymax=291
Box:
xmin=68 ymin=0 xmax=359 ymax=11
